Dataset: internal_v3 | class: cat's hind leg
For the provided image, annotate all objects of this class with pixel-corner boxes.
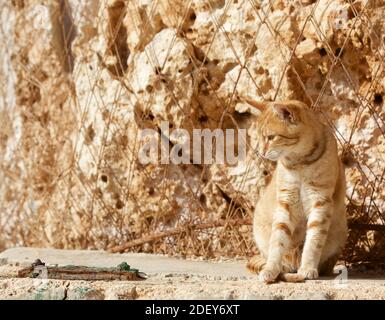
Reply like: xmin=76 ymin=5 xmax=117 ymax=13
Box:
xmin=318 ymin=210 xmax=347 ymax=276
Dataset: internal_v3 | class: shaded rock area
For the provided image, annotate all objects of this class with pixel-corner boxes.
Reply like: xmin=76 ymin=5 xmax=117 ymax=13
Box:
xmin=0 ymin=1 xmax=384 ymax=261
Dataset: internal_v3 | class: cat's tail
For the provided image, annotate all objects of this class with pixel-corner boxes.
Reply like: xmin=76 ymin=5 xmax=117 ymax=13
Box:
xmin=278 ymin=272 xmax=306 ymax=283
xmin=247 ymin=255 xmax=306 ymax=283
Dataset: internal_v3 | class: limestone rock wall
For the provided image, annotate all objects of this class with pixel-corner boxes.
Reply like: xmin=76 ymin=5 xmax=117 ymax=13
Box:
xmin=0 ymin=0 xmax=384 ymax=261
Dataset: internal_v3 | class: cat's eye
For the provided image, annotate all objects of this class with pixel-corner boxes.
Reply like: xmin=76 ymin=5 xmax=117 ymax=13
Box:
xmin=267 ymin=135 xmax=276 ymax=141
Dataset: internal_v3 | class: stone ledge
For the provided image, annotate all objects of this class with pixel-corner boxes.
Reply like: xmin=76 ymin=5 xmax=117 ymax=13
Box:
xmin=0 ymin=247 xmax=384 ymax=300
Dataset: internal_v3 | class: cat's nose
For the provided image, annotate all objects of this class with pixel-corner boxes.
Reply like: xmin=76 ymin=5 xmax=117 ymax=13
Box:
xmin=257 ymin=145 xmax=265 ymax=157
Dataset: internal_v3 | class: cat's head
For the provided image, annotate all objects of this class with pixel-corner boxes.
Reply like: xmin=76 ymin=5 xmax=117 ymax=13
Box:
xmin=252 ymin=100 xmax=311 ymax=161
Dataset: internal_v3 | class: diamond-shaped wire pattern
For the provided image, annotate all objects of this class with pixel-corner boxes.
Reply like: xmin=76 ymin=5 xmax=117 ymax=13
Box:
xmin=0 ymin=0 xmax=384 ymax=264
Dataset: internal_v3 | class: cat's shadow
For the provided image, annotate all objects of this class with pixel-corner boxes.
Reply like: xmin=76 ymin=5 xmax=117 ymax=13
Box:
xmin=318 ymin=273 xmax=385 ymax=281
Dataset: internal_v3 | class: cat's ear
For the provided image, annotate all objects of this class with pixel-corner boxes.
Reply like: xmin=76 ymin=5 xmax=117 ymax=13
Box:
xmin=244 ymin=99 xmax=270 ymax=115
xmin=272 ymin=104 xmax=298 ymax=123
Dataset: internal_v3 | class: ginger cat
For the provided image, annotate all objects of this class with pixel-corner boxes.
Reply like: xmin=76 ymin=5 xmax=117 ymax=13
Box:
xmin=247 ymin=100 xmax=347 ymax=283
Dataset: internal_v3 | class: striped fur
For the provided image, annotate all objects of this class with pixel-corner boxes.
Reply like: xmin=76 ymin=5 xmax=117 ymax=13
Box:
xmin=248 ymin=100 xmax=348 ymax=283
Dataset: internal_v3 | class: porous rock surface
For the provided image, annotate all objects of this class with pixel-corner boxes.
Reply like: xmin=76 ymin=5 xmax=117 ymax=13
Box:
xmin=0 ymin=0 xmax=384 ymax=259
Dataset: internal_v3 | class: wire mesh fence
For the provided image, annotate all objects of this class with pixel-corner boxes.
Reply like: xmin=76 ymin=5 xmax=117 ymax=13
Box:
xmin=0 ymin=0 xmax=384 ymax=264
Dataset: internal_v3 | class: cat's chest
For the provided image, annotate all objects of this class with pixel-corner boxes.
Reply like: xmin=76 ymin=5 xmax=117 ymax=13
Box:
xmin=276 ymin=170 xmax=321 ymax=216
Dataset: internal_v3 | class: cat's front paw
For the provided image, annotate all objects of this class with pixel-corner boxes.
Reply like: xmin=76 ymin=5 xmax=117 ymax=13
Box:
xmin=259 ymin=268 xmax=280 ymax=284
xmin=298 ymin=267 xmax=318 ymax=280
